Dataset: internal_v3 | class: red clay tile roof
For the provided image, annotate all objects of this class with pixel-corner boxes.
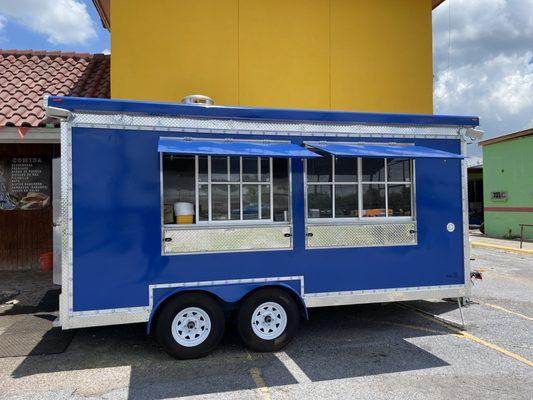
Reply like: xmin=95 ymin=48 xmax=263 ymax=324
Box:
xmin=0 ymin=49 xmax=110 ymax=127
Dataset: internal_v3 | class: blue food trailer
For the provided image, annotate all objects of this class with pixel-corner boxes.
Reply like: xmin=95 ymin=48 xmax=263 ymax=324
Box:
xmin=46 ymin=96 xmax=480 ymax=359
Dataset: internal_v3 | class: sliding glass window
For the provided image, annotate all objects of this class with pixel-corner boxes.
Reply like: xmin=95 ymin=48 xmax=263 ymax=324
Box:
xmin=306 ymin=153 xmax=413 ymax=221
xmin=163 ymin=155 xmax=291 ymax=225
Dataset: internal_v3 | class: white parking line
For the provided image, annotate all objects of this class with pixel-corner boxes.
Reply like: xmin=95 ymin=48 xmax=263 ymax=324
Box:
xmin=274 ymin=351 xmax=312 ymax=384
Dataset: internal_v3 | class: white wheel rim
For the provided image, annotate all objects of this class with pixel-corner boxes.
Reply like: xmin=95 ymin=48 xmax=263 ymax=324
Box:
xmin=251 ymin=301 xmax=288 ymax=340
xmin=171 ymin=307 xmax=211 ymax=347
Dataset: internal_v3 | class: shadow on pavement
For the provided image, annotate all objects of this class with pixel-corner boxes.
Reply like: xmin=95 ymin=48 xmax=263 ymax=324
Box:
xmin=11 ymin=302 xmax=453 ymax=399
xmin=0 ymin=289 xmax=60 ymax=316
xmin=0 ymin=313 xmax=74 ymax=357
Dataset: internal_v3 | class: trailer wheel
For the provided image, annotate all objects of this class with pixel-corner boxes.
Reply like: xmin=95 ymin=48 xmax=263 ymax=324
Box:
xmin=155 ymin=293 xmax=225 ymax=359
xmin=237 ymin=288 xmax=299 ymax=352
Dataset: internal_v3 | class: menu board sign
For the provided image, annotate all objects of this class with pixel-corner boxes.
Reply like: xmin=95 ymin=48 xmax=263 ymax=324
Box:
xmin=0 ymin=157 xmax=51 ymax=210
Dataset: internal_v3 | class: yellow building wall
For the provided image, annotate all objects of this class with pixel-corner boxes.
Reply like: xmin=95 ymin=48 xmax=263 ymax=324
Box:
xmin=111 ymin=0 xmax=433 ymax=113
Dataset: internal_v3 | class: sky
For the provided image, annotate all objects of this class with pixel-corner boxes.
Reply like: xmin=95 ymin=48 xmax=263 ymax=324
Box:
xmin=432 ymin=0 xmax=533 ymax=156
xmin=0 ymin=0 xmax=531 ymax=156
xmin=0 ymin=0 xmax=109 ymax=54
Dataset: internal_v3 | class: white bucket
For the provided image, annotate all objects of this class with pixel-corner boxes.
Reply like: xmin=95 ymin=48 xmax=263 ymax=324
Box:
xmin=174 ymin=202 xmax=195 ymax=224
xmin=174 ymin=202 xmax=195 ymax=216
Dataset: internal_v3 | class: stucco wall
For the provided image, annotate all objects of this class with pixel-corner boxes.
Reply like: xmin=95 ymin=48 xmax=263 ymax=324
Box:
xmin=110 ymin=0 xmax=433 ymax=113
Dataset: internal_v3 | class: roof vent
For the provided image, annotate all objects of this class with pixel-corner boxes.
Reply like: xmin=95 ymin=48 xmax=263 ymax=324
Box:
xmin=181 ymin=95 xmax=214 ymax=106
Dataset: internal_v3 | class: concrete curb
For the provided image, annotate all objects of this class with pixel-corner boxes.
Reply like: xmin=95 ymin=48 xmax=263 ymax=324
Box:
xmin=471 ymin=241 xmax=533 ymax=255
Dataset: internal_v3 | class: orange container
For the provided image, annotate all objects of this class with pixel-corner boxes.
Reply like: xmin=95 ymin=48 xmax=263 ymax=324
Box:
xmin=175 ymin=215 xmax=194 ymax=224
xmin=39 ymin=252 xmax=53 ymax=272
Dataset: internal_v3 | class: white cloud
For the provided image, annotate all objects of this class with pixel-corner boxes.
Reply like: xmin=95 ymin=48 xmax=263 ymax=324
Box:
xmin=435 ymin=52 xmax=533 ymax=116
xmin=102 ymin=48 xmax=110 ymax=55
xmin=0 ymin=15 xmax=6 ymax=43
xmin=0 ymin=0 xmax=96 ymax=45
xmin=433 ymin=0 xmax=533 ymax=155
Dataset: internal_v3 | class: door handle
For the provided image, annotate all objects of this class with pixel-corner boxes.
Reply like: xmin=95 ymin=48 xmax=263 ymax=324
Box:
xmin=306 ymin=232 xmax=314 ymax=237
xmin=284 ymin=233 xmax=292 ymax=237
xmin=164 ymin=237 xmax=172 ymax=242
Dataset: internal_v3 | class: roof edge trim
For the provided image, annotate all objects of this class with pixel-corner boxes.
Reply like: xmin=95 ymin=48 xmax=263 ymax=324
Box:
xmin=92 ymin=0 xmax=110 ymax=30
xmin=479 ymin=128 xmax=533 ymax=146
xmin=46 ymin=96 xmax=479 ymax=127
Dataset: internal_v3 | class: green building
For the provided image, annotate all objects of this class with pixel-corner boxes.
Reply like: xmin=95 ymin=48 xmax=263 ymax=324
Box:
xmin=480 ymin=128 xmax=533 ymax=240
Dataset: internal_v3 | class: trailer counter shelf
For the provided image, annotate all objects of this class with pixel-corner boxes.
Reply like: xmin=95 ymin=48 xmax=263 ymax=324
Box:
xmin=46 ymin=96 xmax=480 ymax=359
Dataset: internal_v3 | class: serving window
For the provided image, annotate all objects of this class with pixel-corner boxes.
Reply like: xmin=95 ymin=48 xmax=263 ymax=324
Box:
xmin=305 ymin=152 xmax=414 ymax=221
xmin=162 ymin=155 xmax=291 ymax=226
xmin=158 ymin=138 xmax=324 ymax=254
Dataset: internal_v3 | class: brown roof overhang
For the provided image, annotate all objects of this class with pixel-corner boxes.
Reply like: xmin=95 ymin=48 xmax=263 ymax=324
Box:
xmin=92 ymin=0 xmax=110 ymax=30
xmin=479 ymin=128 xmax=533 ymax=147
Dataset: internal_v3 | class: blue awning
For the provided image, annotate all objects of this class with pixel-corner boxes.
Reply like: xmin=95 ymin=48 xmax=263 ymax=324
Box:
xmin=308 ymin=143 xmax=464 ymax=159
xmin=158 ymin=138 xmax=321 ymax=158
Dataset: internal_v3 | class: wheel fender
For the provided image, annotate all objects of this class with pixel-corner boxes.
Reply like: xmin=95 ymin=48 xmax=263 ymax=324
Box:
xmin=252 ymin=282 xmax=309 ymax=321
xmin=147 ymin=280 xmax=308 ymax=334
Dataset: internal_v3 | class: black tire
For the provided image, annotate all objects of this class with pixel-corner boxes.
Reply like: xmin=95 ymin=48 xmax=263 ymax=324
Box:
xmin=155 ymin=293 xmax=225 ymax=359
xmin=237 ymin=288 xmax=300 ymax=352
xmin=479 ymin=222 xmax=485 ymax=234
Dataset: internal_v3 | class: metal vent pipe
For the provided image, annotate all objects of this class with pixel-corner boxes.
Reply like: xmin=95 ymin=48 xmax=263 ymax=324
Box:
xmin=181 ymin=95 xmax=214 ymax=106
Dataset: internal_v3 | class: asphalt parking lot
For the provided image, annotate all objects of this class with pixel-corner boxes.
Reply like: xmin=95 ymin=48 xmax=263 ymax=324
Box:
xmin=0 ymin=246 xmax=531 ymax=400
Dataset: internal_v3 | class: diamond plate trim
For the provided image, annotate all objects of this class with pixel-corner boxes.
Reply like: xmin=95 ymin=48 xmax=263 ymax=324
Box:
xmin=149 ymin=275 xmax=304 ymax=308
xmin=163 ymin=225 xmax=292 ymax=254
xmin=59 ymin=120 xmax=74 ymax=326
xmin=461 ymin=140 xmax=471 ymax=296
xmin=306 ymin=222 xmax=416 ymax=248
xmin=305 ymin=284 xmax=464 ymax=298
xmin=304 ymin=284 xmax=466 ymax=308
xmin=70 ymin=112 xmax=461 ymax=139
